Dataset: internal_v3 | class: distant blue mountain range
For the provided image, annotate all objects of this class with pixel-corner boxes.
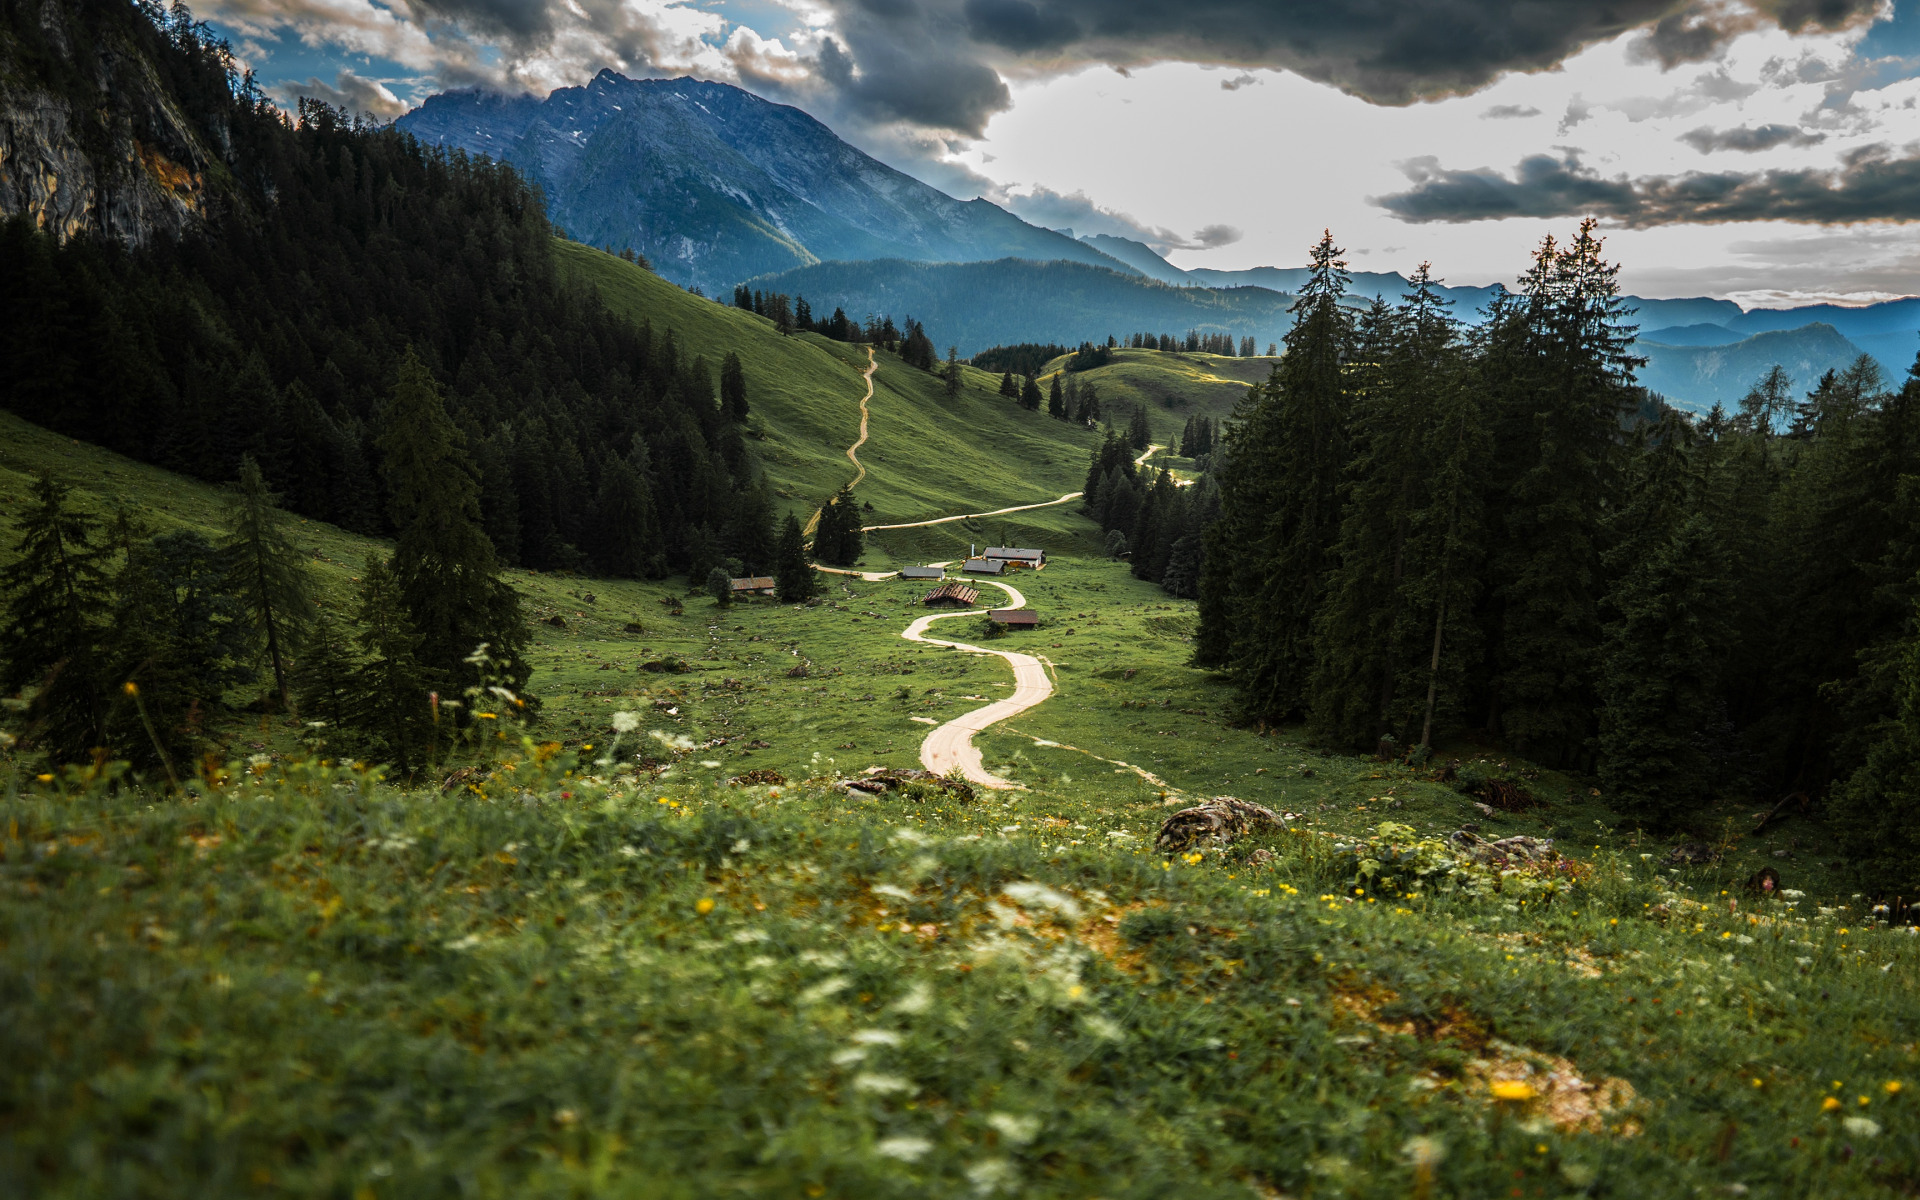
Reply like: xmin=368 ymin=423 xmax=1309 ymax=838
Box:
xmin=398 ymin=74 xmax=1918 ymax=410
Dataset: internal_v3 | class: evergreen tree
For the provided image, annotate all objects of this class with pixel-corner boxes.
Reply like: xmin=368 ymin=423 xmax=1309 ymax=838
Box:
xmin=1480 ymin=220 xmax=1641 ymax=766
xmin=707 ymin=567 xmax=734 ymax=606
xmin=1020 ymin=375 xmax=1043 ymax=411
xmin=814 ymin=484 xmax=864 ymax=567
xmin=1127 ymin=405 xmax=1152 ymax=450
xmin=775 ymin=513 xmax=814 ymax=602
xmin=1048 ymin=375 xmax=1065 ymax=419
xmin=376 ymin=348 xmax=530 ymax=698
xmin=292 ymin=605 xmax=358 ymax=735
xmin=593 ymin=457 xmax=663 ymax=578
xmin=1597 ymin=418 xmax=1730 ymax=826
xmin=347 ymin=554 xmax=430 ymax=774
xmin=219 ymin=455 xmax=313 ymax=711
xmin=0 ymin=473 xmax=111 ymax=761
xmin=945 ymin=347 xmax=962 ymax=398
xmin=1200 ymin=231 xmax=1355 ymax=718
xmin=719 ymin=352 xmax=749 ymax=421
xmin=999 ymin=371 xmax=1018 ymax=399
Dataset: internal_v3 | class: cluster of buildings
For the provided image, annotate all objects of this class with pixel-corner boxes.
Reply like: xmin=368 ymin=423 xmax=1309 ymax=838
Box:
xmin=913 ymin=547 xmax=1044 ymax=628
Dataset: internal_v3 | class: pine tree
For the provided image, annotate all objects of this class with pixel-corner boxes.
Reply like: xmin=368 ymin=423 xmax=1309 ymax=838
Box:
xmin=719 ymin=352 xmax=749 ymax=421
xmin=999 ymin=371 xmax=1018 ymax=399
xmin=0 ymin=473 xmax=111 ymax=761
xmin=593 ymin=457 xmax=662 ymax=578
xmin=219 ymin=455 xmax=313 ymax=711
xmin=1127 ymin=405 xmax=1152 ymax=450
xmin=1020 ymin=375 xmax=1043 ymax=411
xmin=376 ymin=348 xmax=530 ymax=698
xmin=1200 ymin=231 xmax=1355 ymax=718
xmin=1048 ymin=375 xmax=1065 ymax=419
xmin=1597 ymin=418 xmax=1730 ymax=826
xmin=775 ymin=513 xmax=814 ymax=602
xmin=814 ymin=484 xmax=864 ymax=566
xmin=945 ymin=347 xmax=962 ymax=398
xmin=1481 ymin=220 xmax=1642 ymax=766
xmin=347 ymin=554 xmax=430 ymax=773
xmin=292 ymin=605 xmax=358 ymax=735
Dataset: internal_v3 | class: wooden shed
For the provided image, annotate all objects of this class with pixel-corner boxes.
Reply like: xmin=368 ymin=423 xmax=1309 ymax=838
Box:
xmin=923 ymin=581 xmax=980 ymax=607
xmin=729 ymin=576 xmax=776 ymax=596
xmin=961 ymin=557 xmax=1006 ymax=575
xmin=989 ymin=608 xmax=1039 ymax=628
xmin=899 ymin=565 xmax=944 ymax=580
xmin=985 ymin=546 xmax=1045 ymax=567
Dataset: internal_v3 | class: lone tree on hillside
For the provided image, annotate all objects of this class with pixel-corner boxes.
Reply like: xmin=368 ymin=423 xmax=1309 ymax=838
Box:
xmin=220 ymin=455 xmax=313 ymax=711
xmin=998 ymin=371 xmax=1018 ymax=398
xmin=945 ymin=347 xmax=962 ymax=398
xmin=0 ymin=472 xmax=111 ymax=760
xmin=376 ymin=348 xmax=530 ymax=699
xmin=720 ymin=352 xmax=749 ymax=421
xmin=775 ymin=514 xmax=814 ymax=602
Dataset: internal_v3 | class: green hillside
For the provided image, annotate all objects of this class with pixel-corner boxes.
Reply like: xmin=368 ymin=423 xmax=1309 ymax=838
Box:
xmin=1033 ymin=346 xmax=1273 ymax=450
xmin=560 ymin=242 xmax=1107 ymax=555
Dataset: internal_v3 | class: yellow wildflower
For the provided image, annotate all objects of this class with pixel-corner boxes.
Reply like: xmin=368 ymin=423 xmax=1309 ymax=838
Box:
xmin=696 ymin=898 xmax=715 ymax=915
xmin=1822 ymin=1097 xmax=1842 ymax=1112
xmin=1490 ymin=1080 xmax=1536 ymax=1102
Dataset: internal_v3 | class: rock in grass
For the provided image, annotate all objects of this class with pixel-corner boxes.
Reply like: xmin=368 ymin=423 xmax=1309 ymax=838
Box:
xmin=1667 ymin=841 xmax=1718 ymax=865
xmin=837 ymin=767 xmax=974 ymax=803
xmin=1154 ymin=797 xmax=1286 ymax=853
xmin=727 ymin=768 xmax=786 ymax=787
xmin=1447 ymin=829 xmax=1555 ymax=867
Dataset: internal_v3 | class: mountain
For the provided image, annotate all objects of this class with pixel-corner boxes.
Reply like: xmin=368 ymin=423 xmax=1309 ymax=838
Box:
xmin=744 ymin=257 xmax=1298 ymax=358
xmin=1076 ymin=234 xmax=1195 ymax=285
xmin=396 ymin=73 xmax=1137 ymax=295
xmin=1640 ymin=323 xmax=1742 ymax=347
xmin=1638 ymin=322 xmax=1868 ymax=412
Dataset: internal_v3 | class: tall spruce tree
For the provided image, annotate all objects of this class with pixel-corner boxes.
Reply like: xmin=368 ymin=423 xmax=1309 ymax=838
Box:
xmin=945 ymin=347 xmax=962 ymax=398
xmin=775 ymin=514 xmax=814 ymax=602
xmin=1048 ymin=375 xmax=1065 ymax=419
xmin=1200 ymin=231 xmax=1355 ymax=718
xmin=1595 ymin=416 xmax=1730 ymax=825
xmin=375 ymin=348 xmax=530 ymax=698
xmin=0 ymin=473 xmax=111 ymax=761
xmin=719 ymin=352 xmax=749 ymax=421
xmin=348 ymin=554 xmax=430 ymax=773
xmin=292 ymin=605 xmax=358 ymax=736
xmin=1020 ymin=375 xmax=1043 ymax=412
xmin=220 ymin=455 xmax=313 ymax=711
xmin=1480 ymin=220 xmax=1641 ymax=766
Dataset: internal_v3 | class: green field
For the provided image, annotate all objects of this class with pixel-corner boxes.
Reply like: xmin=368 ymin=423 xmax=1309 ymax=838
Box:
xmin=5 ymin=251 xmax=1918 ymax=1198
xmin=1033 ymin=347 xmax=1274 ymax=451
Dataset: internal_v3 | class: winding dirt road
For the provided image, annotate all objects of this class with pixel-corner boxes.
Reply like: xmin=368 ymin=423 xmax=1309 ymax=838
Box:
xmin=805 ymin=346 xmax=877 ymax=539
xmin=899 ymin=578 xmax=1053 ymax=789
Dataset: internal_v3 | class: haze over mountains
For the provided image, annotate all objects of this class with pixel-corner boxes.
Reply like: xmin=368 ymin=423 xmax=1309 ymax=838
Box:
xmin=398 ymin=73 xmax=1920 ymax=409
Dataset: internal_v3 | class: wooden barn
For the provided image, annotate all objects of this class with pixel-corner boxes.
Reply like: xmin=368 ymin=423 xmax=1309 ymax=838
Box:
xmin=923 ymin=581 xmax=980 ymax=607
xmin=729 ymin=576 xmax=776 ymax=596
xmin=985 ymin=547 xmax=1045 ymax=567
xmin=899 ymin=565 xmax=944 ymax=580
xmin=961 ymin=557 xmax=1006 ymax=575
xmin=988 ymin=608 xmax=1039 ymax=628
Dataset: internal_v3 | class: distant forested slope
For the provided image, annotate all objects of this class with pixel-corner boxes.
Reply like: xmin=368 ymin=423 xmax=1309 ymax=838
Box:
xmin=745 ymin=258 xmax=1298 ymax=357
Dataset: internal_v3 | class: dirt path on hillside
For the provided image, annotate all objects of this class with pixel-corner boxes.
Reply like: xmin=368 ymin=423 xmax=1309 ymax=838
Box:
xmin=805 ymin=346 xmax=877 ymax=540
xmin=899 ymin=578 xmax=1050 ymax=789
xmin=861 ymin=444 xmax=1164 ymax=534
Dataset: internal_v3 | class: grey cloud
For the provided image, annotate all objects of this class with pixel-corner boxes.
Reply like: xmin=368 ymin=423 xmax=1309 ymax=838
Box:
xmin=962 ymin=0 xmax=1079 ymax=52
xmin=1000 ymin=185 xmax=1238 ymax=252
xmin=1482 ymin=103 xmax=1541 ymax=118
xmin=1375 ymin=143 xmax=1920 ymax=226
xmin=1679 ymin=122 xmax=1826 ymax=152
xmin=1220 ymin=72 xmax=1258 ymax=91
xmin=275 ymin=70 xmax=411 ymax=118
xmin=1627 ymin=0 xmax=1878 ymax=69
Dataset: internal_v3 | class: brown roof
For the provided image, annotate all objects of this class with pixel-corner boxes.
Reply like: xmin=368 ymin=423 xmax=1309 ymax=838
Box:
xmin=729 ymin=576 xmax=776 ymax=591
xmin=923 ymin=581 xmax=979 ymax=606
xmin=989 ymin=608 xmax=1038 ymax=625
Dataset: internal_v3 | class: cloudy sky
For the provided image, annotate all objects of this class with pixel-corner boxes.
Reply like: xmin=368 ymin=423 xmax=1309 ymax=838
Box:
xmin=202 ymin=0 xmax=1920 ymax=304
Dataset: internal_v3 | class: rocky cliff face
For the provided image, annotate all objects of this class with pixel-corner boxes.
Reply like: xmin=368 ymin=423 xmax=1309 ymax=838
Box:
xmin=0 ymin=0 xmax=222 ymax=247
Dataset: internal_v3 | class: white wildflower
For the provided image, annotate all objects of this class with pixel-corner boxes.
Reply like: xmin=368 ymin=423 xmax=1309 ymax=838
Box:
xmin=1842 ymin=1116 xmax=1882 ymax=1138
xmin=1082 ymin=1014 xmax=1124 ymax=1042
xmin=799 ymin=977 xmax=851 ymax=1004
xmin=731 ymin=929 xmax=768 ymax=943
xmin=1402 ymin=1135 xmax=1447 ymax=1168
xmin=875 ymin=1136 xmax=933 ymax=1162
xmin=966 ymin=1158 xmax=1016 ymax=1195
xmin=986 ymin=1113 xmax=1040 ymax=1145
xmin=700 ymin=760 xmax=722 ymax=768
xmin=1781 ymin=889 xmax=1806 ymax=899
xmin=618 ymin=844 xmax=640 ymax=858
xmin=873 ymin=884 xmax=917 ymax=900
xmin=732 ymin=838 xmax=752 ymax=853
xmin=890 ymin=982 xmax=933 ymax=1014
xmin=891 ymin=827 xmax=933 ymax=846
xmin=1001 ymin=881 xmax=1082 ymax=920
xmin=852 ymin=1073 xmax=913 ymax=1095
xmin=832 ymin=1048 xmax=868 ymax=1066
xmin=649 ymin=730 xmax=695 ymax=751
xmin=610 ymin=710 xmax=641 ymax=733
xmin=444 ymin=934 xmax=482 ymax=951
xmin=852 ymin=1029 xmax=902 ymax=1046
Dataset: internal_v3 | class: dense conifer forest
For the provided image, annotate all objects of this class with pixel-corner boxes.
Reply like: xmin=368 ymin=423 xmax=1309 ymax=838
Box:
xmin=1182 ymin=226 xmax=1920 ymax=893
xmin=0 ymin=0 xmax=766 ymax=585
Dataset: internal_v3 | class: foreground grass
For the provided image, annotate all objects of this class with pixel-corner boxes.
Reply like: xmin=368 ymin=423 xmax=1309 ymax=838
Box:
xmin=4 ymin=748 xmax=1918 ymax=1198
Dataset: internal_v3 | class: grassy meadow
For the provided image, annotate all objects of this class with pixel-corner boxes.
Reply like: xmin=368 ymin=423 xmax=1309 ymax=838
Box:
xmin=4 ymin=256 xmax=1919 ymax=1197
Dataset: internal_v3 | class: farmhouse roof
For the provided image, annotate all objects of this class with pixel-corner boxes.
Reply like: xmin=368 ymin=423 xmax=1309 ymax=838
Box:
xmin=961 ymin=557 xmax=1005 ymax=574
xmin=989 ymin=608 xmax=1038 ymax=626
